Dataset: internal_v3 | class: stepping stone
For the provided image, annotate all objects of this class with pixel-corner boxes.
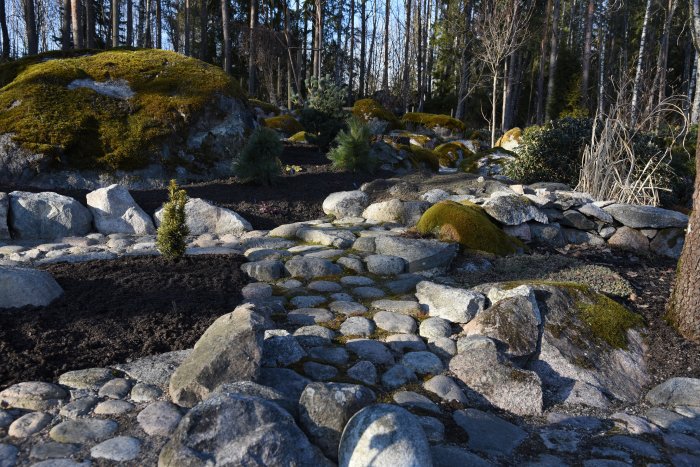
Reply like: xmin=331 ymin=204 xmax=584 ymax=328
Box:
xmin=0 ymin=382 xmax=68 ymax=411
xmin=8 ymin=412 xmax=52 ymax=438
xmin=340 ymin=317 xmax=375 ymax=337
xmin=385 ymin=334 xmax=426 ymax=353
xmin=372 ymin=300 xmax=423 ymax=316
xmin=91 ymin=436 xmax=141 ymax=462
xmin=241 ymin=282 xmax=273 ymax=299
xmin=605 ymin=435 xmax=661 ymax=460
xmin=303 ymin=362 xmax=338 ymax=381
xmin=285 ymin=256 xmax=342 ymax=279
xmin=287 ymin=308 xmax=334 ymax=325
xmin=340 ymin=276 xmax=375 ymax=287
xmin=346 ymin=339 xmax=394 ymax=365
xmin=365 ymin=255 xmax=406 ymax=276
xmin=308 ymin=280 xmax=343 ymax=292
xmin=307 ymin=346 xmax=350 ymax=365
xmin=137 ymin=401 xmax=182 ymax=437
xmin=419 ymin=317 xmax=452 ymax=339
xmin=263 ymin=335 xmax=307 ymax=367
xmin=611 ymin=412 xmax=659 ymax=435
xmin=330 ymin=301 xmax=368 ymax=316
xmin=98 ymin=378 xmax=131 ymax=399
xmin=241 ymin=260 xmax=284 ymax=281
xmin=381 ymin=364 xmax=417 ymax=389
xmin=130 ymin=383 xmax=162 ymax=403
xmin=384 ymin=275 xmax=423 ymax=294
xmin=94 ymin=400 xmax=134 ymax=415
xmin=393 ymin=391 xmax=440 ymax=414
xmin=290 ymin=295 xmax=326 ymax=308
xmin=59 ymin=396 xmax=99 ymax=419
xmin=337 ymin=257 xmax=366 ymax=273
xmin=663 ymin=432 xmax=700 ymax=452
xmin=374 ymin=311 xmax=416 ymax=334
xmin=401 ymin=351 xmax=443 ymax=375
xmin=58 ymin=368 xmax=117 ymax=390
xmin=352 ymin=287 xmax=386 ymax=299
xmin=347 ymin=361 xmax=378 ymax=386
xmin=423 ymin=375 xmax=467 ymax=404
xmin=293 ymin=326 xmax=336 ymax=348
xmin=50 ymin=419 xmax=118 ymax=444
xmin=29 ymin=442 xmax=79 ymax=460
xmin=330 ymin=292 xmax=354 ymax=302
xmin=278 ymin=279 xmax=303 ymax=290
xmin=539 ymin=429 xmax=581 ymax=453
xmin=419 ymin=416 xmax=445 ymax=443
xmin=453 ymin=409 xmax=527 ymax=456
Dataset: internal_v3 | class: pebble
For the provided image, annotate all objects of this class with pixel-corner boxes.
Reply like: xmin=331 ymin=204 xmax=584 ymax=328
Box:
xmin=58 ymin=368 xmax=114 ymax=390
xmin=346 ymin=339 xmax=395 ymax=365
xmin=8 ymin=412 xmax=52 ymax=438
xmin=329 ymin=301 xmax=368 ymax=316
xmin=130 ymin=383 xmax=162 ymax=403
xmin=94 ymin=399 xmax=134 ymax=415
xmin=50 ymin=419 xmax=118 ymax=443
xmin=347 ymin=361 xmax=378 ymax=386
xmin=98 ymin=378 xmax=132 ymax=399
xmin=137 ymin=401 xmax=182 ymax=437
xmin=419 ymin=317 xmax=452 ymax=339
xmin=287 ymin=308 xmax=334 ymax=325
xmin=307 ymin=346 xmax=350 ymax=365
xmin=340 ymin=316 xmax=375 ymax=337
xmin=352 ymin=286 xmax=386 ymax=299
xmin=59 ymin=396 xmax=99 ymax=419
xmin=290 ymin=295 xmax=327 ymax=308
xmin=401 ymin=351 xmax=444 ymax=375
xmin=393 ymin=391 xmax=440 ymax=414
xmin=340 ymin=276 xmax=375 ymax=286
xmin=308 ymin=280 xmax=343 ymax=292
xmin=0 ymin=444 xmax=18 ymax=467
xmin=382 ymin=364 xmax=417 ymax=389
xmin=385 ymin=333 xmax=427 ymax=353
xmin=303 ymin=362 xmax=338 ymax=381
xmin=373 ymin=311 xmax=417 ymax=334
xmin=292 ymin=325 xmax=336 ymax=347
xmin=372 ymin=299 xmax=423 ymax=315
xmin=29 ymin=442 xmax=79 ymax=460
xmin=330 ymin=292 xmax=354 ymax=302
xmin=90 ymin=436 xmax=142 ymax=461
xmin=423 ymin=375 xmax=468 ymax=403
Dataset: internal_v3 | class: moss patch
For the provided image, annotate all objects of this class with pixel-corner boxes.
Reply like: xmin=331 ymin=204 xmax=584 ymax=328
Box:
xmin=495 ymin=127 xmax=522 ymax=147
xmin=576 ymin=290 xmax=645 ymax=349
xmin=248 ymin=98 xmax=280 ymax=115
xmin=352 ymin=98 xmax=400 ymax=129
xmin=434 ymin=141 xmax=477 ymax=168
xmin=262 ymin=114 xmax=304 ymax=135
xmin=416 ymin=200 xmax=523 ymax=256
xmin=288 ymin=131 xmax=312 ymax=143
xmin=0 ymin=48 xmax=245 ymax=171
xmin=401 ymin=112 xmax=466 ymax=134
xmin=398 ymin=144 xmax=440 ymax=172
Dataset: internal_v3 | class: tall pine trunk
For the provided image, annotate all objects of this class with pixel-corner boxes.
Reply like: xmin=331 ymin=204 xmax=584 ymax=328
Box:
xmin=580 ymin=0 xmax=594 ymax=111
xmin=314 ymin=0 xmax=322 ymax=78
xmin=402 ymin=0 xmax=411 ymax=111
xmin=221 ymin=0 xmax=230 ymax=73
xmin=544 ymin=0 xmax=560 ymax=122
xmin=86 ymin=0 xmax=95 ymax=47
xmin=382 ymin=0 xmax=389 ymax=91
xmin=349 ymin=0 xmax=355 ymax=99
xmin=61 ymin=0 xmax=71 ymax=50
xmin=1 ymin=0 xmax=10 ymax=59
xmin=248 ymin=0 xmax=256 ymax=94
xmin=199 ymin=0 xmax=207 ymax=60
xmin=630 ymin=0 xmax=653 ymax=126
xmin=111 ymin=0 xmax=119 ymax=46
xmin=24 ymin=0 xmax=39 ymax=54
xmin=535 ymin=0 xmax=552 ymax=124
xmin=155 ymin=0 xmax=161 ymax=48
xmin=71 ymin=0 xmax=83 ymax=49
xmin=653 ymin=0 xmax=677 ymax=128
xmin=359 ymin=0 xmax=366 ymax=98
xmin=126 ymin=0 xmax=133 ymax=46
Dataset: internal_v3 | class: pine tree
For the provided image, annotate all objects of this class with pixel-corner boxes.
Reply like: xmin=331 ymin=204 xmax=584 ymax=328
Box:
xmin=156 ymin=180 xmax=189 ymax=262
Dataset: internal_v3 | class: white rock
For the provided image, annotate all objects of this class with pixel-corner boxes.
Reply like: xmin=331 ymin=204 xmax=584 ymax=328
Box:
xmin=155 ymin=197 xmax=252 ymax=236
xmin=323 ymin=191 xmax=369 ymax=218
xmin=416 ymin=281 xmax=486 ymax=323
xmin=9 ymin=191 xmax=92 ymax=239
xmin=0 ymin=266 xmax=63 ymax=308
xmin=86 ymin=184 xmax=155 ymax=235
xmin=362 ymin=199 xmax=404 ymax=223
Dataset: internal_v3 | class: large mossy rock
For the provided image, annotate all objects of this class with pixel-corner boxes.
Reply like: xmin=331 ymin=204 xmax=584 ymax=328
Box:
xmin=401 ymin=112 xmax=465 ymax=138
xmin=351 ymin=98 xmax=400 ymax=133
xmin=416 ymin=201 xmax=523 ymax=256
xmin=0 ymin=49 xmax=253 ymax=184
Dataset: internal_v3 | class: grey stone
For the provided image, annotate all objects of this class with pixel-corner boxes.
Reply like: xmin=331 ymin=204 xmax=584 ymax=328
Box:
xmin=0 ymin=266 xmax=63 ymax=308
xmin=94 ymin=399 xmax=134 ymax=415
xmin=663 ymin=432 xmax=700 ymax=452
xmin=307 ymin=346 xmax=350 ymax=365
xmin=352 ymin=286 xmax=386 ymax=299
xmin=462 ymin=295 xmax=540 ymax=357
xmin=450 ymin=336 xmax=543 ymax=416
xmin=428 ymin=337 xmax=457 ymax=360
xmin=290 ymin=295 xmax=327 ymax=308
xmin=362 ymin=199 xmax=404 ymax=223
xmin=244 ymin=248 xmax=291 ymax=262
xmin=303 ymin=362 xmax=338 ymax=381
xmin=285 ymin=256 xmax=342 ymax=279
xmin=647 ymin=377 xmax=700 ymax=407
xmin=401 ymin=351 xmax=444 ymax=375
xmin=338 ymin=404 xmax=432 ymax=467
xmin=155 ymin=197 xmax=251 ymax=236
xmin=159 ymin=393 xmax=331 ymax=466
xmin=671 ymin=453 xmax=700 ymax=466
xmin=374 ymin=236 xmax=457 ymax=272
xmin=431 ymin=445 xmax=493 ymax=467
xmin=29 ymin=460 xmax=89 ymax=467
xmin=112 ymin=350 xmax=191 ymax=388
xmin=419 ymin=317 xmax=452 ymax=339
xmin=49 ymin=419 xmax=118 ymax=444
xmin=337 ymin=256 xmax=366 ymax=273
xmin=374 ymin=311 xmax=417 ymax=334
xmin=482 ymin=194 xmax=548 ymax=225
xmin=29 ymin=442 xmax=79 ymax=461
xmin=98 ymin=378 xmax=131 ymax=399
xmin=346 ymin=339 xmax=394 ymax=365
xmin=385 ymin=333 xmax=427 ymax=353
xmin=8 ymin=412 xmax=52 ymax=438
xmin=610 ymin=412 xmax=659 ymax=435
xmin=539 ymin=429 xmax=580 ymax=453
xmin=650 ymin=228 xmax=685 ymax=259
xmin=241 ymin=282 xmax=273 ymax=300
xmin=241 ymin=260 xmax=284 ymax=281
xmin=0 ymin=382 xmax=67 ymax=411
xmin=365 ymin=255 xmax=406 ymax=276
xmin=421 ymin=189 xmax=451 ymax=204
xmin=453 ymin=408 xmax=527 ymax=456
xmin=385 ymin=274 xmax=423 ymax=294
xmin=340 ymin=275 xmax=375 ymax=286
xmin=59 ymin=396 xmax=98 ymax=419
xmin=606 ymin=435 xmax=661 ymax=460
xmin=308 ymin=280 xmax=343 ymax=292
xmin=372 ymin=299 xmax=422 ymax=316
xmin=381 ymin=364 xmax=417 ymax=389
xmin=299 ymin=382 xmax=376 ymax=459
xmin=9 ymin=191 xmax=92 ymax=239
xmin=645 ymin=407 xmax=695 ymax=432
xmin=561 ymin=210 xmax=596 ymax=230
xmin=423 ymin=375 xmax=468 ymax=403
xmin=393 ymin=390 xmax=440 ymax=413
xmin=0 ymin=193 xmax=8 ymax=240
xmin=347 ymin=361 xmax=377 ymax=385
xmin=287 ymin=307 xmax=334 ymax=325
xmin=259 ymin=368 xmax=312 ymax=406
xmin=90 ymin=436 xmax=141 ymax=462
xmin=603 ymin=203 xmax=688 ymax=229
xmin=297 ymin=227 xmax=355 ymax=249
xmin=130 ymin=383 xmax=162 ymax=403
xmin=608 ymin=226 xmax=649 ymax=251
xmin=331 ymin=301 xmax=368 ymax=316
xmin=0 ymin=410 xmax=14 ymax=428
xmin=563 ymin=228 xmax=606 ymax=246
xmin=416 ymin=281 xmax=486 ymax=323
xmin=86 ymin=184 xmax=155 ymax=235
xmin=169 ymin=303 xmax=264 ymax=407
xmin=352 ymin=236 xmax=376 ymax=253
xmin=578 ymin=203 xmax=614 ymax=223
xmin=419 ymin=417 xmax=445 ymax=443
xmin=0 ymin=444 xmax=18 ymax=467
xmin=323 ymin=191 xmax=369 ymax=218
xmin=293 ymin=325 xmax=336 ymax=347
xmin=136 ymin=401 xmax=182 ymax=437
xmin=530 ymin=221 xmax=566 ymax=246
xmin=263 ymin=335 xmax=307 ymax=367
xmin=268 ymin=222 xmax=307 ymax=238
xmin=341 ymin=316 xmax=376 ymax=337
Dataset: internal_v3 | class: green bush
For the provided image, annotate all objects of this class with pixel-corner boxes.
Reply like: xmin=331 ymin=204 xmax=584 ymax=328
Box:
xmin=327 ymin=117 xmax=377 ymax=172
xmin=299 ymin=108 xmax=346 ymax=150
xmin=156 ymin=180 xmax=189 ymax=262
xmin=232 ymin=127 xmax=283 ymax=185
xmin=505 ymin=117 xmax=593 ymax=185
xmin=305 ymin=75 xmax=347 ymax=118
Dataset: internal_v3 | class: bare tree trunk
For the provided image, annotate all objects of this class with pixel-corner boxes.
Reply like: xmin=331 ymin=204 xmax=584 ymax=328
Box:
xmin=402 ymin=0 xmax=411 ymax=111
xmin=654 ymin=0 xmax=677 ymax=128
xmin=199 ymin=0 xmax=207 ymax=60
xmin=0 ymin=0 xmax=9 ymax=59
xmin=535 ymin=0 xmax=552 ymax=124
xmin=491 ymin=72 xmax=498 ymax=146
xmin=184 ymin=0 xmax=190 ymax=54
xmin=248 ymin=0 xmax=256 ymax=94
xmin=580 ymin=0 xmax=594 ymax=110
xmin=349 ymin=0 xmax=355 ymax=98
xmin=24 ymin=0 xmax=39 ymax=54
xmin=382 ymin=0 xmax=389 ymax=91
xmin=367 ymin=0 xmax=378 ymax=96
xmin=155 ymin=0 xmax=161 ymax=48
xmin=596 ymin=7 xmax=607 ymax=116
xmin=126 ymin=0 xmax=132 ymax=45
xmin=314 ymin=0 xmax=322 ymax=78
xmin=221 ymin=0 xmax=230 ymax=73
xmin=416 ymin=0 xmax=423 ymax=110
xmin=144 ymin=0 xmax=151 ymax=47
xmin=111 ymin=0 xmax=119 ymax=46
xmin=503 ymin=50 xmax=518 ymax=130
xmin=693 ymin=52 xmax=700 ymax=124
xmin=671 ymin=0 xmax=700 ymax=340
xmin=85 ymin=0 xmax=94 ymax=47
xmin=545 ymin=0 xmax=560 ymax=121
xmin=61 ymin=0 xmax=71 ymax=50
xmin=71 ymin=0 xmax=82 ymax=48
xmin=359 ymin=0 xmax=366 ymax=98
xmin=630 ymin=0 xmax=653 ymax=126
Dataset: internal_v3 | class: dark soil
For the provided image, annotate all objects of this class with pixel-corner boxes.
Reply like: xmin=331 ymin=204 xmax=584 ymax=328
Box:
xmin=0 ymin=145 xmax=390 ymax=230
xmin=0 ymin=255 xmax=249 ymax=390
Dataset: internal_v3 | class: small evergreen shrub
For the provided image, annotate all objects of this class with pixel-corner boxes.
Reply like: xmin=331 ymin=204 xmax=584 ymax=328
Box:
xmin=305 ymin=75 xmax=347 ymax=118
xmin=156 ymin=179 xmax=189 ymax=262
xmin=327 ymin=117 xmax=376 ymax=172
xmin=232 ymin=126 xmax=283 ymax=185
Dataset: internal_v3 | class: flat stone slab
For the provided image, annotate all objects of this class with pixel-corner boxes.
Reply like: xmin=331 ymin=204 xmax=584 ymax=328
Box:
xmin=90 ymin=436 xmax=141 ymax=462
xmin=604 ymin=203 xmax=688 ymax=229
xmin=453 ymin=408 xmax=527 ymax=456
xmin=49 ymin=419 xmax=119 ymax=444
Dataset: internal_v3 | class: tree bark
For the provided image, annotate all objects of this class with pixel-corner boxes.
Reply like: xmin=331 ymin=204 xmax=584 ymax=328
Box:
xmin=535 ymin=0 xmax=552 ymax=124
xmin=630 ymin=0 xmax=653 ymax=126
xmin=367 ymin=0 xmax=378 ymax=96
xmin=654 ymin=0 xmax=677 ymax=128
xmin=402 ymin=0 xmax=411 ymax=111
xmin=221 ymin=0 xmax=230 ymax=73
xmin=670 ymin=0 xmax=700 ymax=342
xmin=359 ymin=0 xmax=366 ymax=98
xmin=382 ymin=0 xmax=389 ymax=91
xmin=127 ymin=0 xmax=133 ymax=46
xmin=61 ymin=0 xmax=72 ymax=50
xmin=86 ymin=0 xmax=95 ymax=47
xmin=71 ymin=0 xmax=83 ymax=49
xmin=199 ymin=0 xmax=207 ymax=60
xmin=544 ymin=0 xmax=560 ymax=121
xmin=155 ymin=0 xmax=161 ymax=48
xmin=24 ymin=0 xmax=39 ymax=54
xmin=314 ymin=0 xmax=322 ymax=78
xmin=1 ymin=0 xmax=11 ymax=59
xmin=184 ymin=0 xmax=190 ymax=55
xmin=491 ymin=71 xmax=498 ymax=146
xmin=349 ymin=0 xmax=355 ymax=99
xmin=248 ymin=0 xmax=256 ymax=94
xmin=692 ymin=52 xmax=700 ymax=124
xmin=145 ymin=0 xmax=152 ymax=47
xmin=580 ymin=0 xmax=594 ymax=110
xmin=112 ymin=0 xmax=119 ymax=47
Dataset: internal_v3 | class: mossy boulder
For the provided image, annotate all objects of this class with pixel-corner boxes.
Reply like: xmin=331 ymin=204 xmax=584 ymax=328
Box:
xmin=352 ymin=98 xmax=400 ymax=132
xmin=434 ymin=141 xmax=476 ymax=168
xmin=401 ymin=112 xmax=466 ymax=137
xmin=397 ymin=144 xmax=440 ymax=172
xmin=263 ymin=115 xmax=304 ymax=136
xmin=416 ymin=201 xmax=524 ymax=255
xmin=249 ymin=98 xmax=280 ymax=115
xmin=288 ymin=131 xmax=313 ymax=144
xmin=495 ymin=127 xmax=522 ymax=151
xmin=0 ymin=49 xmax=253 ymax=184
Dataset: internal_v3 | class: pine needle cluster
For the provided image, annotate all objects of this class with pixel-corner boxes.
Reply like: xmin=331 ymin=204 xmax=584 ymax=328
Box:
xmin=232 ymin=126 xmax=283 ymax=185
xmin=156 ymin=179 xmax=189 ymax=262
xmin=327 ymin=117 xmax=377 ymax=173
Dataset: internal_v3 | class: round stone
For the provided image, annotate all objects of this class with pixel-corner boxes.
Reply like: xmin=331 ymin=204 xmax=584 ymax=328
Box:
xmin=290 ymin=295 xmax=327 ymax=308
xmin=50 ymin=419 xmax=118 ymax=443
xmin=98 ymin=378 xmax=132 ymax=399
xmin=241 ymin=282 xmax=273 ymax=299
xmin=30 ymin=442 xmax=80 ymax=461
xmin=287 ymin=308 xmax=334 ymax=325
xmin=94 ymin=399 xmax=134 ymax=415
xmin=303 ymin=362 xmax=339 ymax=381
xmin=352 ymin=287 xmax=386 ymax=299
xmin=340 ymin=276 xmax=375 ymax=287
xmin=373 ymin=311 xmax=417 ymax=334
xmin=428 ymin=337 xmax=457 ymax=359
xmin=419 ymin=317 xmax=452 ymax=340
xmin=308 ymin=280 xmax=343 ymax=292
xmin=330 ymin=301 xmax=368 ymax=316
xmin=8 ymin=412 xmax=52 ymax=438
xmin=340 ymin=317 xmax=376 ymax=337
xmin=91 ymin=436 xmax=141 ymax=462
xmin=137 ymin=401 xmax=184 ymax=437
xmin=347 ymin=361 xmax=378 ymax=386
xmin=401 ymin=351 xmax=444 ymax=375
xmin=130 ymin=383 xmax=162 ymax=403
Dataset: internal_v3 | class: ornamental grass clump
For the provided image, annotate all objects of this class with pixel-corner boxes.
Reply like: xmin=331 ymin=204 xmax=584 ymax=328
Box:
xmin=232 ymin=127 xmax=283 ymax=185
xmin=327 ymin=117 xmax=377 ymax=173
xmin=156 ymin=180 xmax=189 ymax=262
